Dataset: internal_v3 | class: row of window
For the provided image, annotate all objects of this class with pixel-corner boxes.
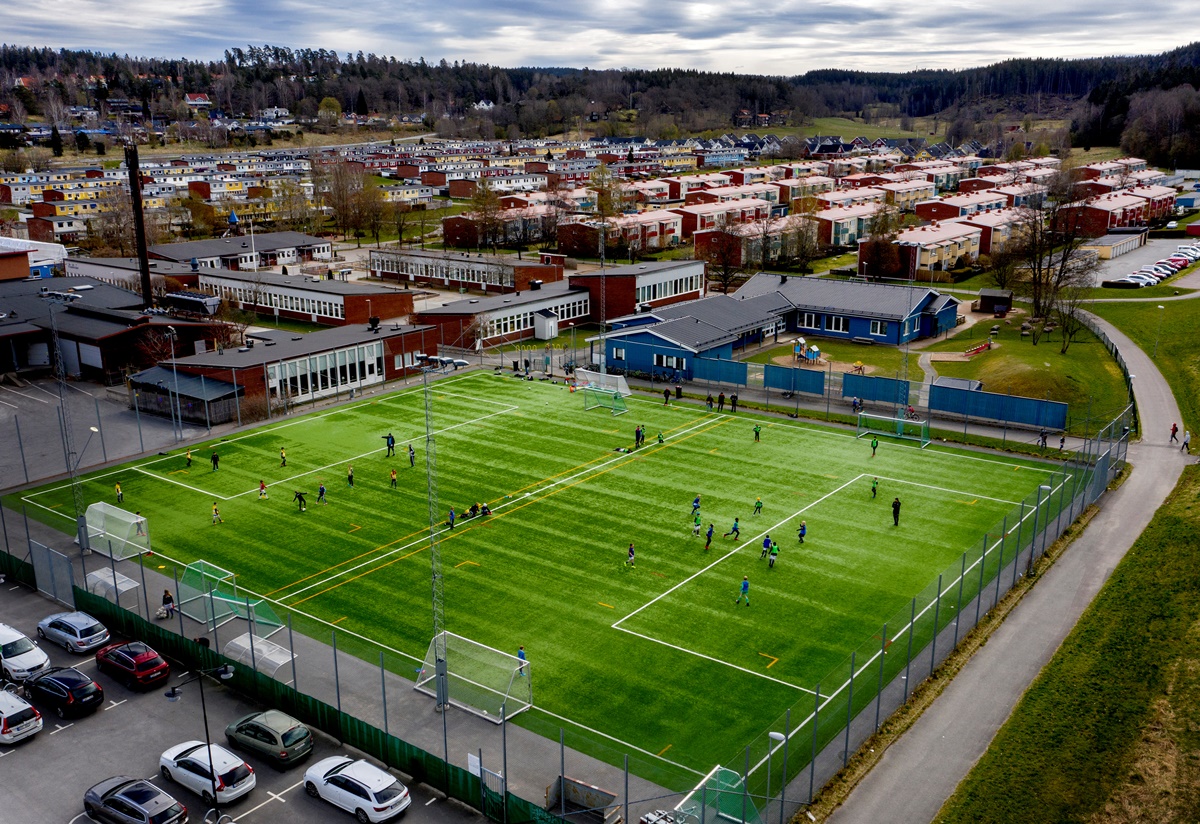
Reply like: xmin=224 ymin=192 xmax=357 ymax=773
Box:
xmin=635 ymin=274 xmax=703 ymax=305
xmin=481 ymin=297 xmax=590 ymax=339
xmin=798 ymin=312 xmax=899 ymax=337
xmin=374 ymin=255 xmax=515 ymax=288
xmin=266 ymin=344 xmax=384 ymax=398
xmin=610 ymin=348 xmax=687 ymax=370
xmin=212 ymin=282 xmax=346 ymax=319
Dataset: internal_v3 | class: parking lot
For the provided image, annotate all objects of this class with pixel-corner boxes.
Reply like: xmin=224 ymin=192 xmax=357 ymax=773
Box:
xmin=0 ymin=582 xmax=485 ymax=824
xmin=1094 ymin=237 xmax=1199 ymax=285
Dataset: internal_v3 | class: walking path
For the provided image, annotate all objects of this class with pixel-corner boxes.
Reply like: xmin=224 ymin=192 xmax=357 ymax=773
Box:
xmin=828 ymin=311 xmax=1189 ymax=823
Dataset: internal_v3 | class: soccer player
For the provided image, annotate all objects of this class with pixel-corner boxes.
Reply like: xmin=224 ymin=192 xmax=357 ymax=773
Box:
xmin=657 ymin=431 xmax=664 ymax=444
xmin=517 ymin=645 xmax=527 ymax=676
xmin=724 ymin=518 xmax=740 ymax=539
xmin=768 ymin=541 xmax=779 ymax=568
xmin=134 ymin=512 xmax=146 ymax=537
xmin=797 ymin=521 xmax=807 ymax=543
xmin=186 ymin=449 xmax=192 ymax=468
xmin=347 ymin=465 xmax=354 ymax=487
xmin=115 ymin=482 xmax=123 ymax=503
xmin=753 ymin=424 xmax=762 ymax=442
xmin=704 ymin=524 xmax=714 ymax=550
xmin=408 ymin=444 xmax=416 ymax=467
xmin=293 ymin=490 xmax=307 ymax=512
xmin=318 ymin=482 xmax=327 ymax=505
xmin=258 ymin=480 xmax=268 ymax=499
xmin=871 ymin=477 xmax=878 ymax=499
xmin=691 ymin=495 xmax=702 ymax=515
xmin=448 ymin=507 xmax=456 ymax=529
xmin=1183 ymin=431 xmax=1192 ymax=453
xmin=280 ymin=447 xmax=286 ymax=467
xmin=211 ymin=502 xmax=223 ymax=524
xmin=892 ymin=497 xmax=901 ymax=526
xmin=211 ymin=451 xmax=219 ymax=471
xmin=753 ymin=497 xmax=763 ymax=515
xmin=692 ymin=513 xmax=702 ymax=536
xmin=663 ymin=388 xmax=671 ymax=405
xmin=735 ymin=576 xmax=750 ymax=606
xmin=706 ymin=393 xmax=714 ymax=411
xmin=626 ymin=543 xmax=636 ymax=568
xmin=390 ymin=469 xmax=398 ymax=488
xmin=870 ymin=436 xmax=879 ymax=458
xmin=760 ymin=535 xmax=771 ymax=559
xmin=386 ymin=432 xmax=396 ymax=457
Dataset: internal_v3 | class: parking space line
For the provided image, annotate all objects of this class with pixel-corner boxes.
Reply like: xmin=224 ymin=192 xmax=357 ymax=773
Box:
xmin=426 ymin=798 xmax=438 ymax=806
xmin=103 ymin=699 xmax=127 ymax=711
xmin=232 ymin=779 xmax=304 ymax=820
xmin=0 ymin=385 xmax=48 ymax=404
xmin=0 ymin=748 xmax=13 ymax=758
xmin=48 ymin=722 xmax=74 ymax=734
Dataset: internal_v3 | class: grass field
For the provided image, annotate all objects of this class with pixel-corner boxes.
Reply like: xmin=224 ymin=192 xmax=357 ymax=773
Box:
xmin=10 ymin=372 xmax=1063 ymax=782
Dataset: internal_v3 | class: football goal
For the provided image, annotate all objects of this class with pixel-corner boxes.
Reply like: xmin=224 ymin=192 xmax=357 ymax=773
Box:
xmin=583 ymin=386 xmax=628 ymax=416
xmin=575 ymin=368 xmax=631 ymax=398
xmin=414 ymin=631 xmax=532 ymax=723
xmin=675 ymin=765 xmax=763 ymax=824
xmin=178 ymin=560 xmax=239 ymax=628
xmin=85 ymin=502 xmax=151 ymax=559
xmin=856 ymin=411 xmax=931 ymax=448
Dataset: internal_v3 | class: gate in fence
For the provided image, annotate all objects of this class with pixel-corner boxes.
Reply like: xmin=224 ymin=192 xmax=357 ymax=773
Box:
xmin=482 ymin=767 xmax=506 ymax=822
xmin=29 ymin=540 xmax=75 ymax=607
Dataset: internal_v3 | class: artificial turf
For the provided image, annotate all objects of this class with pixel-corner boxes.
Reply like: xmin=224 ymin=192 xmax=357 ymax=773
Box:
xmin=11 ymin=371 xmax=1061 ymax=781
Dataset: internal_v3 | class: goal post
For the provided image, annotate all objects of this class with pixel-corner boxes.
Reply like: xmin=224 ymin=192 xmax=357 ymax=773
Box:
xmin=177 ymin=560 xmax=239 ymax=628
xmin=84 ymin=502 xmax=151 ymax=559
xmin=575 ymin=368 xmax=631 ymax=398
xmin=583 ymin=386 xmax=629 ymax=416
xmin=414 ymin=631 xmax=532 ymax=723
xmin=675 ymin=765 xmax=763 ymax=824
xmin=856 ymin=411 xmax=931 ymax=448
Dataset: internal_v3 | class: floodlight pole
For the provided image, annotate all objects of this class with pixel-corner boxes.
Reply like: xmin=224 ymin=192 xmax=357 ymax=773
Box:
xmin=422 ymin=367 xmax=451 ymax=770
xmin=164 ymin=664 xmax=233 ymax=819
xmin=47 ymin=301 xmax=88 ymax=551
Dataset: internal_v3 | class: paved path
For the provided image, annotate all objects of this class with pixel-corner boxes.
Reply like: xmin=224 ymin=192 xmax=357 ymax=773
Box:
xmin=828 ymin=313 xmax=1189 ymax=822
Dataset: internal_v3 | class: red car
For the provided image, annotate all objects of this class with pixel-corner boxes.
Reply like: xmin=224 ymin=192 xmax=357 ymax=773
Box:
xmin=95 ymin=641 xmax=171 ymax=690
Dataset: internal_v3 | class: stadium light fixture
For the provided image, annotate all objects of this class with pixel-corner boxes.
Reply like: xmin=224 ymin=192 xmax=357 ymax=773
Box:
xmin=767 ymin=730 xmax=786 ymax=811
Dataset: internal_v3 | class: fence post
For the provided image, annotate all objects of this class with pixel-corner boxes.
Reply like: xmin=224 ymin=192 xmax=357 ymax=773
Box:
xmin=108 ymin=543 xmax=119 ymax=610
xmin=843 ymin=652 xmax=855 ymax=768
xmin=245 ymin=595 xmax=257 ymax=673
xmin=201 ymin=375 xmax=212 ymax=434
xmin=996 ymin=515 xmax=1007 ymax=607
xmin=1012 ymin=501 xmax=1025 ymax=589
xmin=875 ymin=624 xmax=886 ymax=732
xmin=174 ymin=567 xmax=184 ymax=637
xmin=779 ymin=708 xmax=790 ymax=824
xmin=208 ymin=584 xmax=221 ymax=651
xmin=380 ymin=651 xmax=389 ymax=736
xmin=954 ymin=552 xmax=965 ymax=647
xmin=14 ymin=416 xmax=29 ymax=484
xmin=95 ymin=398 xmax=108 ymax=463
xmin=133 ymin=391 xmax=144 ymax=454
xmin=809 ymin=684 xmax=819 ymax=804
xmin=57 ymin=406 xmax=71 ymax=475
xmin=624 ymin=755 xmax=630 ymax=824
xmin=501 ymin=705 xmax=508 ymax=824
xmin=931 ymin=575 xmax=942 ymax=678
xmin=288 ymin=614 xmax=298 ymax=690
xmin=742 ymin=746 xmax=751 ymax=824
xmin=905 ymin=597 xmax=915 ymax=698
xmin=333 ymin=629 xmax=341 ymax=715
xmin=976 ymin=535 xmax=987 ymax=626
xmin=232 ymin=371 xmax=242 ymax=428
xmin=560 ymin=729 xmax=566 ymax=816
xmin=138 ymin=549 xmax=150 ymax=619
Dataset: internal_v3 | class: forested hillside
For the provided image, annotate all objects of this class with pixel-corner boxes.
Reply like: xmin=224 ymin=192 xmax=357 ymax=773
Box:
xmin=1 ymin=41 xmax=1199 ymax=165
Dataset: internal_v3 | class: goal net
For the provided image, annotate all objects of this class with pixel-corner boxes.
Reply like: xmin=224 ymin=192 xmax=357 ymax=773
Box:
xmin=675 ymin=765 xmax=763 ymax=824
xmin=575 ymin=368 xmax=631 ymax=397
xmin=178 ymin=560 xmax=239 ymax=628
xmin=856 ymin=411 xmax=931 ymax=448
xmin=583 ymin=386 xmax=629 ymax=416
xmin=414 ymin=631 xmax=532 ymax=723
xmin=85 ymin=502 xmax=151 ymax=559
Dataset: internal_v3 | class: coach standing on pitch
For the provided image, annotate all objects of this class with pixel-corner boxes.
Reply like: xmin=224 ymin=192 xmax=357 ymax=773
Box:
xmin=892 ymin=497 xmax=902 ymax=526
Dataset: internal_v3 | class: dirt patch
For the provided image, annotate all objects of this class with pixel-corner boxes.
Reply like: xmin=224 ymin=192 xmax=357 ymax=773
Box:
xmin=770 ymin=355 xmax=877 ymax=374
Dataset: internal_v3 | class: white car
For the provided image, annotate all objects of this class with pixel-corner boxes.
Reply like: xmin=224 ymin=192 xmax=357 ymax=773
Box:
xmin=36 ymin=611 xmax=110 ymax=653
xmin=305 ymin=756 xmax=412 ymax=822
xmin=0 ymin=686 xmax=42 ymax=744
xmin=160 ymin=740 xmax=256 ymax=805
xmin=1125 ymin=274 xmax=1159 ymax=286
xmin=0 ymin=622 xmax=51 ymax=682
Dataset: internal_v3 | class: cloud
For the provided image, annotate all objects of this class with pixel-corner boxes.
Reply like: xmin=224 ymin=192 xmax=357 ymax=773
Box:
xmin=3 ymin=0 xmax=1196 ymax=75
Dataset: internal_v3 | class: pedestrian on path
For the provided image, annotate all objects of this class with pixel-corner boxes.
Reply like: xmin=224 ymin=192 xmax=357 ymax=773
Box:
xmin=731 ymin=393 xmax=739 ymax=413
xmin=706 ymin=393 xmax=714 ymax=411
xmin=1059 ymin=435 xmax=1065 ymax=452
xmin=1183 ymin=431 xmax=1192 ymax=454
xmin=718 ymin=392 xmax=726 ymax=412
xmin=1171 ymin=422 xmax=1179 ymax=443
xmin=892 ymin=497 xmax=901 ymax=526
xmin=162 ymin=589 xmax=176 ymax=619
xmin=735 ymin=576 xmax=750 ymax=606
xmin=663 ymin=388 xmax=671 ymax=405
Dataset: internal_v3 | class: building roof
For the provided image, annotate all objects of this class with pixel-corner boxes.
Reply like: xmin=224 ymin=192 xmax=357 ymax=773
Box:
xmin=200 ymin=268 xmax=405 ymax=297
xmin=129 ymin=365 xmax=237 ymax=401
xmin=417 ymin=279 xmax=586 ymax=316
xmin=0 ymin=277 xmax=148 ymax=339
xmin=598 ymin=317 xmax=739 ymax=353
xmin=618 ymin=293 xmax=781 ymax=334
xmin=148 ymin=232 xmax=328 ymax=262
xmin=566 ymin=260 xmax=703 ymax=280
xmin=167 ymin=322 xmax=432 ymax=369
xmin=734 ymin=273 xmax=958 ymax=321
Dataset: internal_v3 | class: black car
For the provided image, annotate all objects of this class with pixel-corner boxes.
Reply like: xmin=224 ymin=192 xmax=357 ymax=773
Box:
xmin=24 ymin=666 xmax=104 ymax=719
xmin=84 ymin=776 xmax=188 ymax=824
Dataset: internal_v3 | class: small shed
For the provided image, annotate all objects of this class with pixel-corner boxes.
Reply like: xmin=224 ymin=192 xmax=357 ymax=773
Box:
xmin=534 ymin=308 xmax=560 ymax=340
xmin=977 ymin=289 xmax=1013 ymax=314
xmin=933 ymin=375 xmax=983 ymax=392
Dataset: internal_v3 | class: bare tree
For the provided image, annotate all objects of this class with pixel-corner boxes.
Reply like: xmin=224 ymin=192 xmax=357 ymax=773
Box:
xmin=858 ymin=204 xmax=903 ymax=281
xmin=1052 ymin=281 xmax=1091 ymax=354
xmin=356 ymin=180 xmax=387 ymax=247
xmin=468 ymin=177 xmax=502 ymax=251
xmin=697 ymin=217 xmax=746 ymax=293
xmin=784 ymin=198 xmax=823 ymax=274
xmin=390 ymin=201 xmax=412 ymax=245
xmin=327 ymin=161 xmax=365 ymax=241
xmin=1013 ymin=171 xmax=1098 ymax=324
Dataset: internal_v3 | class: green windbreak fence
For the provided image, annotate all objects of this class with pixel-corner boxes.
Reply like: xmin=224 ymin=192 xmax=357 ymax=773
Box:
xmin=0 ymin=550 xmax=35 ymax=589
xmin=74 ymin=587 xmax=491 ymax=815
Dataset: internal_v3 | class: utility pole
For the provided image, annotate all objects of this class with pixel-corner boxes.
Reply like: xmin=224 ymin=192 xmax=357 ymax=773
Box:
xmin=422 ymin=368 xmax=447 ymax=710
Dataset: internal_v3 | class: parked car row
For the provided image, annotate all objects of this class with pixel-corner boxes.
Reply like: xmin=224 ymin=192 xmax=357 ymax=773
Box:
xmin=1109 ymin=244 xmax=1200 ymax=287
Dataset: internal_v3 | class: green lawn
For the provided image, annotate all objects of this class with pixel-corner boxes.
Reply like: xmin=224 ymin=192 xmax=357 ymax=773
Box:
xmin=10 ymin=373 xmax=1060 ymax=786
xmin=1090 ymin=299 xmax=1200 ymax=435
xmin=921 ymin=314 xmax=1129 ymax=434
xmin=936 ymin=467 xmax=1200 ymax=824
xmin=745 ymin=339 xmax=919 ymax=378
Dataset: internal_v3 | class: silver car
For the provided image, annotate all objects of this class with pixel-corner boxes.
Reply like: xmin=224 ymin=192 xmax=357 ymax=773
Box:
xmin=37 ymin=612 xmax=110 ymax=653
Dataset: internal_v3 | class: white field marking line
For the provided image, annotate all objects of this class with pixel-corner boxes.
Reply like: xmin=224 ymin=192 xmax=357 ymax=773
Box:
xmin=614 ymin=625 xmax=816 ymax=694
xmin=17 ymin=372 xmax=488 ymax=502
xmin=874 ymin=476 xmax=1020 ymax=506
xmin=233 ymin=779 xmax=304 ymax=820
xmin=614 ymin=475 xmax=867 ymax=629
xmin=535 ymin=706 xmax=705 ymax=776
xmin=744 ymin=472 xmax=1069 ymax=781
xmin=0 ymin=385 xmax=49 ymax=403
xmin=227 ymin=403 xmax=519 ymax=499
xmin=278 ymin=413 xmax=723 ymax=601
xmin=131 ymin=465 xmax=240 ymax=500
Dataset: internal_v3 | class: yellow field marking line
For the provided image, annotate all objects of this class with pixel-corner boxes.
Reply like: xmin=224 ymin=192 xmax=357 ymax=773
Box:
xmin=348 ymin=524 xmax=362 ymax=533
xmin=823 ymin=474 xmax=838 ymax=479
xmin=47 ymin=503 xmax=61 ymax=509
xmin=957 ymin=499 xmax=978 ymax=505
xmin=264 ymin=524 xmax=432 ymax=596
xmin=291 ymin=544 xmax=432 ymax=606
xmin=598 ymin=602 xmax=615 ymax=609
xmin=168 ymin=470 xmax=189 ymax=475
xmin=758 ymin=653 xmax=779 ymax=669
xmin=708 ymin=448 xmax=719 ymax=454
xmin=331 ymin=616 xmax=348 ymax=625
xmin=455 ymin=560 xmax=479 ymax=569
xmin=658 ymin=744 xmax=673 ymax=756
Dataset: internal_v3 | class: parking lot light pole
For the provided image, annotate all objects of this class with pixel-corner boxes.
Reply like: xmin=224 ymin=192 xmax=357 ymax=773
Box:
xmin=165 ymin=664 xmax=234 ymax=818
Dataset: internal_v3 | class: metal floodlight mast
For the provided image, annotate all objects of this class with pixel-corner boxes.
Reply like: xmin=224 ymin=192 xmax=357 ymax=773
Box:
xmin=47 ymin=303 xmax=88 ymax=548
xmin=422 ymin=369 xmax=448 ymax=709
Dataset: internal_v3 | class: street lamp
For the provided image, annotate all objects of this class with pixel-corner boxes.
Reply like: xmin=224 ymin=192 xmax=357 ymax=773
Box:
xmin=1153 ymin=305 xmax=1165 ymax=357
xmin=166 ymin=326 xmax=182 ymax=442
xmin=765 ymin=731 xmax=786 ymax=814
xmin=164 ymin=664 xmax=235 ymax=816
xmin=70 ymin=426 xmax=100 ymax=472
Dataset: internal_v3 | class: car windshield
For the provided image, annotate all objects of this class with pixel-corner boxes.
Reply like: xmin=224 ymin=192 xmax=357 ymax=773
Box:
xmin=149 ymin=803 xmax=184 ymax=824
xmin=220 ymin=763 xmax=252 ymax=785
xmin=374 ymin=782 xmax=404 ymax=803
xmin=135 ymin=656 xmax=166 ymax=672
xmin=281 ymin=726 xmax=309 ymax=747
xmin=78 ymin=624 xmax=105 ymax=638
xmin=1 ymin=637 xmax=35 ymax=657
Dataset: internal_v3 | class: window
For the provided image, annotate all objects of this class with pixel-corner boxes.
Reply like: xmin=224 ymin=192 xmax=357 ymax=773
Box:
xmin=828 ymin=316 xmax=848 ymax=333
xmin=613 ymin=347 xmax=626 ymax=360
xmin=654 ymin=353 xmax=686 ymax=369
xmin=800 ymin=312 xmax=820 ymax=330
xmin=870 ymin=320 xmax=888 ymax=336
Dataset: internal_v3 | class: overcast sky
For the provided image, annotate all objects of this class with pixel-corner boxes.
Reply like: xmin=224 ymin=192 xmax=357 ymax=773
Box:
xmin=5 ymin=0 xmax=1196 ymax=75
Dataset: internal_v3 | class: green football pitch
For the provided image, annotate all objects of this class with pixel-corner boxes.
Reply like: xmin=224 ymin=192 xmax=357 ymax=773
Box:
xmin=13 ymin=371 xmax=1063 ymax=782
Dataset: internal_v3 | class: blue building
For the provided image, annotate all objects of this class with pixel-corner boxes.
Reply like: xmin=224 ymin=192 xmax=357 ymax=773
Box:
xmin=734 ymin=273 xmax=960 ymax=345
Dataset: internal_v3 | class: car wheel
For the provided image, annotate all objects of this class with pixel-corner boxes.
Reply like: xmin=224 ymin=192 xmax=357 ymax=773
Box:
xmin=161 ymin=765 xmax=172 ymax=781
xmin=202 ymin=790 xmax=215 ymax=806
xmin=305 ymin=781 xmax=319 ymax=797
xmin=356 ymin=810 xmax=371 ymax=824
xmin=84 ymin=801 xmax=99 ymax=821
xmin=62 ymin=639 xmax=73 ymax=652
xmin=55 ymin=706 xmax=66 ymax=719
xmin=36 ymin=627 xmax=46 ymax=639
